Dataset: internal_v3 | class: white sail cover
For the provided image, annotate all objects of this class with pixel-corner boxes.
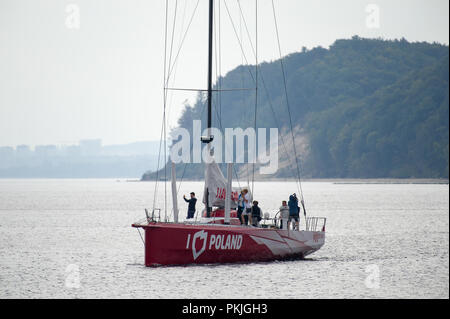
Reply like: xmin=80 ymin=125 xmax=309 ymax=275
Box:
xmin=203 ymin=160 xmax=251 ymax=209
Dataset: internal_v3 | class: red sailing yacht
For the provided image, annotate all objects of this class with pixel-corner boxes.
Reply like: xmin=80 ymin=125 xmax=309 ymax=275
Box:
xmin=132 ymin=0 xmax=326 ymax=267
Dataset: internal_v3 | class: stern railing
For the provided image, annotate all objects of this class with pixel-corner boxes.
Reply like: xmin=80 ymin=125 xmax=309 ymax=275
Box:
xmin=305 ymin=217 xmax=327 ymax=232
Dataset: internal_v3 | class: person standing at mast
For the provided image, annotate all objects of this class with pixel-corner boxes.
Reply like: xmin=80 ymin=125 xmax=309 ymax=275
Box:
xmin=183 ymin=192 xmax=197 ymax=219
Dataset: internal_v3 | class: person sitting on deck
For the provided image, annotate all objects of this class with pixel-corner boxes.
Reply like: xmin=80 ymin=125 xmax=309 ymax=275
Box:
xmin=251 ymin=201 xmax=262 ymax=227
xmin=279 ymin=200 xmax=289 ymax=229
xmin=183 ymin=192 xmax=197 ymax=219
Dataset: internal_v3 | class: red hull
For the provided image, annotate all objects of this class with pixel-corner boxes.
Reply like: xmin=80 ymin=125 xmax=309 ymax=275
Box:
xmin=133 ymin=222 xmax=325 ymax=267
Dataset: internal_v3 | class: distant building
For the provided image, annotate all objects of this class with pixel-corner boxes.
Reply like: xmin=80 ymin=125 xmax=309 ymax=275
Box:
xmin=79 ymin=139 xmax=102 ymax=157
xmin=0 ymin=146 xmax=14 ymax=167
xmin=16 ymin=145 xmax=31 ymax=157
xmin=0 ymin=140 xmax=159 ymax=178
xmin=35 ymin=145 xmax=58 ymax=158
xmin=62 ymin=145 xmax=81 ymax=157
xmin=0 ymin=146 xmax=14 ymax=157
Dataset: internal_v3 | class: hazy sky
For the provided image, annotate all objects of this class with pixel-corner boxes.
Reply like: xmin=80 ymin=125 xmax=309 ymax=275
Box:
xmin=0 ymin=0 xmax=448 ymax=147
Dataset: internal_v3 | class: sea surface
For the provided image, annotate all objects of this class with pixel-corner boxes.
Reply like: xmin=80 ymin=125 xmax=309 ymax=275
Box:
xmin=0 ymin=179 xmax=448 ymax=299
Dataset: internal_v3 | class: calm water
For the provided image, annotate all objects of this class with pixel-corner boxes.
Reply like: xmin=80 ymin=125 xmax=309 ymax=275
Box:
xmin=0 ymin=179 xmax=448 ymax=299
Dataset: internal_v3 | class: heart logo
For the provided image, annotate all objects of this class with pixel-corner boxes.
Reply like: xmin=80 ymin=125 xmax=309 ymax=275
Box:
xmin=192 ymin=230 xmax=208 ymax=260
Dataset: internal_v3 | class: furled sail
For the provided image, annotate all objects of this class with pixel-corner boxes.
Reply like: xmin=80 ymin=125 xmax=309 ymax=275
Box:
xmin=203 ymin=160 xmax=250 ymax=209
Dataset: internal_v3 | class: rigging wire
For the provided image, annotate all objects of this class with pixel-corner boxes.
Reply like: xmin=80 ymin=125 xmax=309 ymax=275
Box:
xmin=213 ymin=0 xmax=224 ymax=175
xmin=235 ymin=0 xmax=300 ymax=198
xmin=223 ymin=0 xmax=257 ymax=86
xmin=222 ymin=0 xmax=259 ymax=192
xmin=136 ymin=228 xmax=145 ymax=247
xmin=165 ymin=0 xmax=180 ymax=221
xmin=167 ymin=0 xmax=188 ymax=123
xmin=209 ymin=29 xmax=244 ymax=191
xmin=271 ymin=0 xmax=305 ymax=204
xmin=163 ymin=1 xmax=179 ymax=221
xmin=218 ymin=0 xmax=223 ymax=132
xmin=156 ymin=0 xmax=181 ymax=220
xmin=152 ymin=0 xmax=171 ymax=213
xmin=165 ymin=0 xmax=201 ymax=86
xmin=251 ymin=0 xmax=258 ymax=197
xmin=165 ymin=0 xmax=188 ymax=221
xmin=177 ymin=98 xmax=208 ymax=196
xmin=238 ymin=1 xmax=250 ymax=188
xmin=156 ymin=0 xmax=199 ymax=221
xmin=155 ymin=0 xmax=306 ymax=220
xmin=224 ymin=1 xmax=294 ymax=198
xmin=166 ymin=0 xmax=179 ymax=91
xmin=212 ymin=100 xmax=243 ymax=191
xmin=165 ymin=87 xmax=254 ymax=92
xmin=209 ymin=9 xmax=244 ymax=191
xmin=232 ymin=0 xmax=305 ymax=208
xmin=214 ymin=0 xmax=219 ymax=114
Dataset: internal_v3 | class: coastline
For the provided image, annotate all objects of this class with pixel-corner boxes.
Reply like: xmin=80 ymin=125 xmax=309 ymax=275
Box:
xmin=0 ymin=177 xmax=447 ymax=184
xmin=136 ymin=178 xmax=449 ymax=184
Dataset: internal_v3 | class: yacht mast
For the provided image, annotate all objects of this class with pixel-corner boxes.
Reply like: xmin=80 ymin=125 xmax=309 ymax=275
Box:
xmin=207 ymin=0 xmax=213 ymax=135
xmin=200 ymin=0 xmax=214 ymax=143
xmin=202 ymin=0 xmax=214 ymax=215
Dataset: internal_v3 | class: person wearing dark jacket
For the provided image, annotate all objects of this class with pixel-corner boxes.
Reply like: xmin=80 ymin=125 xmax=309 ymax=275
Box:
xmin=183 ymin=192 xmax=197 ymax=219
xmin=288 ymin=194 xmax=300 ymax=230
xmin=237 ymin=190 xmax=245 ymax=225
xmin=251 ymin=201 xmax=262 ymax=227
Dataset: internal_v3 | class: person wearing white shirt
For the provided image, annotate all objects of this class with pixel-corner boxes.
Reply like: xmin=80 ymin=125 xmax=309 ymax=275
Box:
xmin=241 ymin=189 xmax=252 ymax=225
xmin=279 ymin=200 xmax=289 ymax=229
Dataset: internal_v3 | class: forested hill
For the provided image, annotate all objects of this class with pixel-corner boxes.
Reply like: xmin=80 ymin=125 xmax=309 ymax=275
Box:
xmin=143 ymin=37 xmax=449 ymax=180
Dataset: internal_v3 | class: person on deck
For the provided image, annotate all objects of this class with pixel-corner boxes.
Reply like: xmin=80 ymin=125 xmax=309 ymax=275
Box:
xmin=237 ymin=190 xmax=245 ymax=225
xmin=183 ymin=192 xmax=197 ymax=219
xmin=251 ymin=201 xmax=262 ymax=227
xmin=279 ymin=200 xmax=289 ymax=229
xmin=242 ymin=189 xmax=252 ymax=225
xmin=288 ymin=194 xmax=300 ymax=230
